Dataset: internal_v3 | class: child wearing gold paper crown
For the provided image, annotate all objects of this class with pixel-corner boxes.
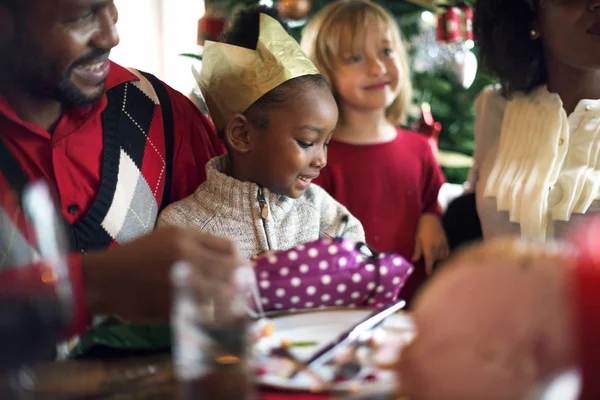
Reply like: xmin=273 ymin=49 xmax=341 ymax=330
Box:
xmin=158 ymin=7 xmax=365 ymax=260
xmin=300 ymin=0 xmax=448 ymax=303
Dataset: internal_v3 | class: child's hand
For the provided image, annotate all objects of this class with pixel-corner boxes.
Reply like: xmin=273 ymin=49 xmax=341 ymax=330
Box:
xmin=412 ymin=213 xmax=449 ymax=275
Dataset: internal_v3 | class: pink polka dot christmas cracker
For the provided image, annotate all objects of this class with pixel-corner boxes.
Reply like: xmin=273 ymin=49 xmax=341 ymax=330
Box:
xmin=249 ymin=237 xmax=414 ymax=312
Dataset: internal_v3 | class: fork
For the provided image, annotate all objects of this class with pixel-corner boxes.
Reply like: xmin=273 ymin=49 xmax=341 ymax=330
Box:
xmin=267 ymin=346 xmax=328 ymax=387
xmin=331 ymin=330 xmax=376 ymax=382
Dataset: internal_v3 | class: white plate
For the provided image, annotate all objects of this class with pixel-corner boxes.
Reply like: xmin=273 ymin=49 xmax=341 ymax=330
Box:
xmin=253 ymin=308 xmax=414 ymax=393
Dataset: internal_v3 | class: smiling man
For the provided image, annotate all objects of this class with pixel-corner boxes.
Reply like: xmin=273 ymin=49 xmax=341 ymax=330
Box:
xmin=5 ymin=1 xmax=115 ymax=103
xmin=0 ymin=0 xmax=241 ymax=350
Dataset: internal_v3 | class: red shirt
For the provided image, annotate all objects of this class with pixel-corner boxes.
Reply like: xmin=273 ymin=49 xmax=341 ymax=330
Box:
xmin=0 ymin=61 xmax=224 ymax=335
xmin=314 ymin=128 xmax=444 ymax=302
xmin=0 ymin=62 xmax=222 ymax=222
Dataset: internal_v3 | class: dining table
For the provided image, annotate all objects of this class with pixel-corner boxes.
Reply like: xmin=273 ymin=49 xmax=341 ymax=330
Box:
xmin=0 ymin=354 xmax=341 ymax=400
xmin=0 ymin=345 xmax=582 ymax=400
xmin=0 ymin=306 xmax=413 ymax=399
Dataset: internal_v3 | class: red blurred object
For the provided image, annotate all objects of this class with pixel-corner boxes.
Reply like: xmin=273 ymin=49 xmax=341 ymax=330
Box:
xmin=0 ymin=181 xmax=74 ymax=370
xmin=461 ymin=5 xmax=474 ymax=41
xmin=567 ymin=217 xmax=600 ymax=400
xmin=197 ymin=15 xmax=227 ymax=46
xmin=412 ymin=102 xmax=442 ymax=158
xmin=261 ymin=393 xmax=327 ymax=400
xmin=0 ymin=263 xmax=71 ymax=370
xmin=567 ymin=216 xmax=600 ymax=269
xmin=278 ymin=0 xmax=312 ymax=20
xmin=0 ymin=263 xmax=56 ymax=293
xmin=436 ymin=7 xmax=462 ymax=43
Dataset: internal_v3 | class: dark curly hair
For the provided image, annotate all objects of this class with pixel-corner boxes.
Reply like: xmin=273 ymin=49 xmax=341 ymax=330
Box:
xmin=219 ymin=5 xmax=330 ymax=132
xmin=473 ymin=0 xmax=547 ymax=97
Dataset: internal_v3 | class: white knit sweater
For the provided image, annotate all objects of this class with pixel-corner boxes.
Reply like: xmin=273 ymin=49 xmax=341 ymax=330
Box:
xmin=158 ymin=155 xmax=365 ymax=259
xmin=470 ymin=85 xmax=600 ymax=240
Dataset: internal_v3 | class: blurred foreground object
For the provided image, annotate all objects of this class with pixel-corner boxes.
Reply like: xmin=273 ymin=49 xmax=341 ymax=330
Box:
xmin=397 ymin=236 xmax=578 ymax=400
xmin=172 ymin=262 xmax=255 ymax=400
xmin=0 ymin=182 xmax=73 ymax=371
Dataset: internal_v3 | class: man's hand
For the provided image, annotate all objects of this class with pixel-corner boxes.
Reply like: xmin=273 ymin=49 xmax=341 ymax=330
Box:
xmin=82 ymin=227 xmax=244 ymax=323
xmin=398 ymin=238 xmax=577 ymax=400
xmin=412 ymin=213 xmax=449 ymax=275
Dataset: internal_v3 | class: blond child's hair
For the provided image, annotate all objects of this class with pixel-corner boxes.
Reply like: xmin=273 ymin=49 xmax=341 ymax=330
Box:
xmin=300 ymin=0 xmax=412 ymax=125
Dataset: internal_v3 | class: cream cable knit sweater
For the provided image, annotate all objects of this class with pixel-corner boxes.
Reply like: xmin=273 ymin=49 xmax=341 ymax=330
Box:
xmin=158 ymin=155 xmax=365 ymax=259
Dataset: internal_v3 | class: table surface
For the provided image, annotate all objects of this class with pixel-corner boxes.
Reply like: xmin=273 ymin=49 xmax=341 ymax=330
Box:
xmin=0 ymin=354 xmax=577 ymax=400
xmin=0 ymin=355 xmax=334 ymax=400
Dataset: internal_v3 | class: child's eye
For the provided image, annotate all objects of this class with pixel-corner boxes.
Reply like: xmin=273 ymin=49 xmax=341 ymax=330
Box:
xmin=324 ymin=141 xmax=330 ymax=148
xmin=296 ymin=140 xmax=313 ymax=149
xmin=348 ymin=55 xmax=362 ymax=63
xmin=382 ymin=48 xmax=394 ymax=56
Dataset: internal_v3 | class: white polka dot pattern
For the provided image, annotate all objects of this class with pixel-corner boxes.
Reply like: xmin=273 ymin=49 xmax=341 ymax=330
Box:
xmin=249 ymin=237 xmax=413 ymax=313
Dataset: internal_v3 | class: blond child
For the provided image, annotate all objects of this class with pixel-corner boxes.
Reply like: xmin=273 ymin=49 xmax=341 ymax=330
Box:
xmin=300 ymin=0 xmax=448 ymax=302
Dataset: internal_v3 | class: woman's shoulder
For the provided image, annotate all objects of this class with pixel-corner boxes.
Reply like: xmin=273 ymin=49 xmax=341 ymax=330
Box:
xmin=474 ymin=84 xmax=507 ymax=117
xmin=473 ymin=84 xmax=510 ymax=147
xmin=473 ymin=84 xmax=552 ymax=139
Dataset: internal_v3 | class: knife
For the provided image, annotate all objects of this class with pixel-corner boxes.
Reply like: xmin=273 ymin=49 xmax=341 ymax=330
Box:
xmin=290 ymin=299 xmax=407 ymax=377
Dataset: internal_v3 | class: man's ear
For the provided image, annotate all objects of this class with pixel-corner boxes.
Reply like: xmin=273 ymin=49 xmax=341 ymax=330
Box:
xmin=223 ymin=113 xmax=253 ymax=154
xmin=0 ymin=6 xmax=15 ymax=46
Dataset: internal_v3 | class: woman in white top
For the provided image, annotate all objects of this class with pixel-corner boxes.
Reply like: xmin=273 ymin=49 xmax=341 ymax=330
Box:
xmin=469 ymin=0 xmax=600 ymax=241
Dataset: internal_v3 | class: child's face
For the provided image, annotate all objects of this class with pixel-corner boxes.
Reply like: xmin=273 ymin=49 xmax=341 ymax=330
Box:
xmin=245 ymin=84 xmax=338 ymax=199
xmin=331 ymin=19 xmax=402 ymax=114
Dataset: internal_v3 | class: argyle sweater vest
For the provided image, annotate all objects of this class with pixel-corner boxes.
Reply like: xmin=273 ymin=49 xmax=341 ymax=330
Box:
xmin=0 ymin=71 xmax=174 ymax=269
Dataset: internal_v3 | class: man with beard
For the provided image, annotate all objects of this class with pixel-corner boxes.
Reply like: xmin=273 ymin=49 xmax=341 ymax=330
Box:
xmin=0 ymin=0 xmax=240 ymax=347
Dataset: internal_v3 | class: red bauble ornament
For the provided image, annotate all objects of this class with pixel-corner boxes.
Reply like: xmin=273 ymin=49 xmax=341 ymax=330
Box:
xmin=461 ymin=5 xmax=474 ymax=41
xmin=197 ymin=15 xmax=226 ymax=45
xmin=197 ymin=0 xmax=227 ymax=46
xmin=413 ymin=102 xmax=442 ymax=158
xmin=436 ymin=7 xmax=462 ymax=43
xmin=278 ymin=0 xmax=311 ymax=20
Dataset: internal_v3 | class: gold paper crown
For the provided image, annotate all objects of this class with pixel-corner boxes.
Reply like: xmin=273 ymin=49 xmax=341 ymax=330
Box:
xmin=195 ymin=13 xmax=321 ymax=131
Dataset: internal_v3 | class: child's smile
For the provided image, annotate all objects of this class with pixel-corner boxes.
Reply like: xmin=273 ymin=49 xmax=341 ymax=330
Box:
xmin=296 ymin=172 xmax=320 ymax=191
xmin=226 ymin=79 xmax=338 ymax=199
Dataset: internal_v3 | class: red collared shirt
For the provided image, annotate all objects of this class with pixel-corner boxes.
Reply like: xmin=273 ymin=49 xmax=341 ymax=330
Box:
xmin=0 ymin=62 xmax=223 ymax=223
xmin=0 ymin=61 xmax=224 ymax=335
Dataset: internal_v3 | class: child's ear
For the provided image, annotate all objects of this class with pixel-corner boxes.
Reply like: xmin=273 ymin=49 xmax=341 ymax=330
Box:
xmin=224 ymin=113 xmax=252 ymax=154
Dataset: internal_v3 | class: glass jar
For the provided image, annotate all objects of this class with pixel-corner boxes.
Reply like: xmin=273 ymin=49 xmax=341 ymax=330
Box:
xmin=172 ymin=261 xmax=256 ymax=400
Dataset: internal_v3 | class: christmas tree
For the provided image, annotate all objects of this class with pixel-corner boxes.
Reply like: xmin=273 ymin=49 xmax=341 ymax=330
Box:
xmin=202 ymin=0 xmax=495 ymax=183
